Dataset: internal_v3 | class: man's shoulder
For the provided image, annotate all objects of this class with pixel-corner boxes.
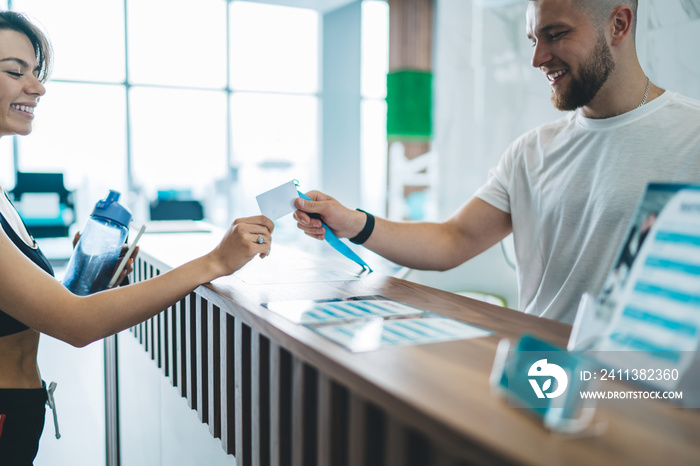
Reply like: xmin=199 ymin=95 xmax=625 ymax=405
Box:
xmin=660 ymin=91 xmax=700 ymax=113
xmin=646 ymin=92 xmax=700 ymax=135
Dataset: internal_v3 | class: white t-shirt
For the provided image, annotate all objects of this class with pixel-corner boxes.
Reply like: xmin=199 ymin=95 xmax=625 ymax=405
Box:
xmin=475 ymin=91 xmax=700 ymax=323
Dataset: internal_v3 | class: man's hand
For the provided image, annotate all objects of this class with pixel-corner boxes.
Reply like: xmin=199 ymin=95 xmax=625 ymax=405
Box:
xmin=293 ymin=190 xmax=366 ymax=240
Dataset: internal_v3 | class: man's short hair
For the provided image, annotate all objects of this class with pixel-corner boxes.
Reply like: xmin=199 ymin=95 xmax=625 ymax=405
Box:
xmin=530 ymin=0 xmax=639 ymax=38
xmin=580 ymin=0 xmax=638 ymax=35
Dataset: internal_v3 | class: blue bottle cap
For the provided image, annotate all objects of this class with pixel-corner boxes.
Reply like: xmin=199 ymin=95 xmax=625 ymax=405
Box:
xmin=91 ymin=190 xmax=132 ymax=227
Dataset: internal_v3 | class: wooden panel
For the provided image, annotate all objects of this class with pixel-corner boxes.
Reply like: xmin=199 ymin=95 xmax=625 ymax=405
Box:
xmin=157 ymin=313 xmax=163 ymax=368
xmin=220 ymin=312 xmax=236 ymax=455
xmin=317 ymin=375 xmax=349 ymax=466
xmin=141 ymin=260 xmax=151 ymax=346
xmin=150 ymin=266 xmax=158 ymax=362
xmin=348 ymin=394 xmax=385 ymax=466
xmin=387 ymin=0 xmax=433 ymax=70
xmin=170 ymin=305 xmax=176 ymax=381
xmin=159 ymin=308 xmax=168 ymax=374
xmin=347 ymin=393 xmax=366 ymax=466
xmin=143 ymin=318 xmax=149 ymax=354
xmin=150 ymin=316 xmax=157 ymax=360
xmin=136 ymin=256 xmax=143 ymax=282
xmin=137 ymin=259 xmax=146 ymax=345
xmin=384 ymin=417 xmax=408 ymax=466
xmin=149 ymin=315 xmax=155 ymax=359
xmin=382 ymin=419 xmax=433 ymax=466
xmin=252 ymin=331 xmax=271 ymax=466
xmin=235 ymin=320 xmax=252 ymax=466
xmin=429 ymin=447 xmax=455 ymax=466
xmin=132 ymin=260 xmax=140 ymax=343
xmin=196 ymin=295 xmax=209 ymax=423
xmin=176 ymin=299 xmax=187 ymax=396
xmin=405 ymin=428 xmax=431 ymax=466
xmin=167 ymin=306 xmax=175 ymax=380
xmin=185 ymin=293 xmax=197 ymax=409
xmin=270 ymin=345 xmax=292 ymax=466
xmin=291 ymin=359 xmax=318 ymax=466
xmin=208 ymin=303 xmax=221 ymax=439
xmin=365 ymin=402 xmax=386 ymax=466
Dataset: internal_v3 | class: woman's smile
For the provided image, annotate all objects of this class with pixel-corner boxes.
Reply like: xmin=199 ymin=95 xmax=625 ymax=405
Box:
xmin=10 ymin=102 xmax=35 ymax=119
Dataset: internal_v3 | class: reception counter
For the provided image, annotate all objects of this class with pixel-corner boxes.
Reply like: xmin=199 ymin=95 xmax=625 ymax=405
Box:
xmin=105 ymin=225 xmax=700 ymax=465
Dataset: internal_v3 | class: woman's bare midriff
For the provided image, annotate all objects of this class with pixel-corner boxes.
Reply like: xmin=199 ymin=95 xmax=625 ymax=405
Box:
xmin=0 ymin=328 xmax=42 ymax=388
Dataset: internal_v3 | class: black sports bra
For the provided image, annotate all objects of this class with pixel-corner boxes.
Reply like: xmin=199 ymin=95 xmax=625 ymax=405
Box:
xmin=0 ymin=204 xmax=54 ymax=337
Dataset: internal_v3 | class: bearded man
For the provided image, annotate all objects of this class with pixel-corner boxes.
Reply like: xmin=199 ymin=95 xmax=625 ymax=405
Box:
xmin=293 ymin=0 xmax=700 ymax=324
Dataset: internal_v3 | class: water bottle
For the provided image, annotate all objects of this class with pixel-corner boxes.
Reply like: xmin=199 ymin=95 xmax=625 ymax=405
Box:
xmin=63 ymin=190 xmax=132 ymax=296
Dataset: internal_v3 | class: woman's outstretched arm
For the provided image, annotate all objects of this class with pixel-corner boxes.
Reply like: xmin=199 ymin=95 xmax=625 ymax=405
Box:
xmin=0 ymin=215 xmax=273 ymax=347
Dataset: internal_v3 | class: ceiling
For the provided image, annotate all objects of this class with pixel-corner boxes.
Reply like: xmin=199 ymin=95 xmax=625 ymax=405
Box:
xmin=241 ymin=0 xmax=363 ymax=13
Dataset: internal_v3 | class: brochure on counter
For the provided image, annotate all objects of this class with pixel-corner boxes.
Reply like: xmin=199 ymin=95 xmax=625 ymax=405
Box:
xmin=263 ymin=295 xmax=492 ymax=352
xmin=569 ymin=183 xmax=700 ymax=401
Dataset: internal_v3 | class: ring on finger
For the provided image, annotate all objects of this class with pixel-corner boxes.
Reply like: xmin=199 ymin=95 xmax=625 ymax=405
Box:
xmin=256 ymin=234 xmax=265 ymax=244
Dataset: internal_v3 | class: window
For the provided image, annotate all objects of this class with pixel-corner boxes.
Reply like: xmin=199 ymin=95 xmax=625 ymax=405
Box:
xmin=16 ymin=82 xmax=127 ymax=215
xmin=128 ymin=0 xmax=227 ymax=88
xmin=14 ymin=0 xmax=125 ymax=82
xmin=229 ymin=2 xmax=318 ymax=93
xmin=7 ymin=0 xmax=321 ymax=228
xmin=228 ymin=2 xmax=320 ymax=222
xmin=129 ymin=86 xmax=228 ymax=219
xmin=361 ymin=0 xmax=389 ymax=215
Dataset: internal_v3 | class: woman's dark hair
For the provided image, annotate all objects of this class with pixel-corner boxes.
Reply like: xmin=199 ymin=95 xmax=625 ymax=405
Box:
xmin=0 ymin=10 xmax=52 ymax=83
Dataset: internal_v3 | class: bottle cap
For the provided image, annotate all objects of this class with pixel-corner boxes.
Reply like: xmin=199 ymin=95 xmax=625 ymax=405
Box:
xmin=91 ymin=190 xmax=132 ymax=227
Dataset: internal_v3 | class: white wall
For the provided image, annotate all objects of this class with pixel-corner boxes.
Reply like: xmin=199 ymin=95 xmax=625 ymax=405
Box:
xmin=638 ymin=0 xmax=700 ymax=100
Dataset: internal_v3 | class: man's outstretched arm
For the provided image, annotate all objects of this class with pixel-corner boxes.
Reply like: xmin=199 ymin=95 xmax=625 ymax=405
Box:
xmin=294 ymin=192 xmax=512 ymax=271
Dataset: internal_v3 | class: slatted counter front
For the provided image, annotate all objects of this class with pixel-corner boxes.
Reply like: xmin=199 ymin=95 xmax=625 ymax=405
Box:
xmin=105 ymin=226 xmax=700 ymax=466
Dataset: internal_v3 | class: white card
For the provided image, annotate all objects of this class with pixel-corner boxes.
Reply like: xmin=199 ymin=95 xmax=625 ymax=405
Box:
xmin=256 ymin=180 xmax=299 ymax=220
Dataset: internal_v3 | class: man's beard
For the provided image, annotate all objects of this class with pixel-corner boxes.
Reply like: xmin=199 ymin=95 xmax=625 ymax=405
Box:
xmin=551 ymin=34 xmax=615 ymax=111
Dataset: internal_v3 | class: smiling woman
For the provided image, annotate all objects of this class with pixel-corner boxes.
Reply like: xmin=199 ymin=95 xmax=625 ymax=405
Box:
xmin=0 ymin=13 xmax=48 ymax=137
xmin=0 ymin=10 xmax=274 ymax=465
